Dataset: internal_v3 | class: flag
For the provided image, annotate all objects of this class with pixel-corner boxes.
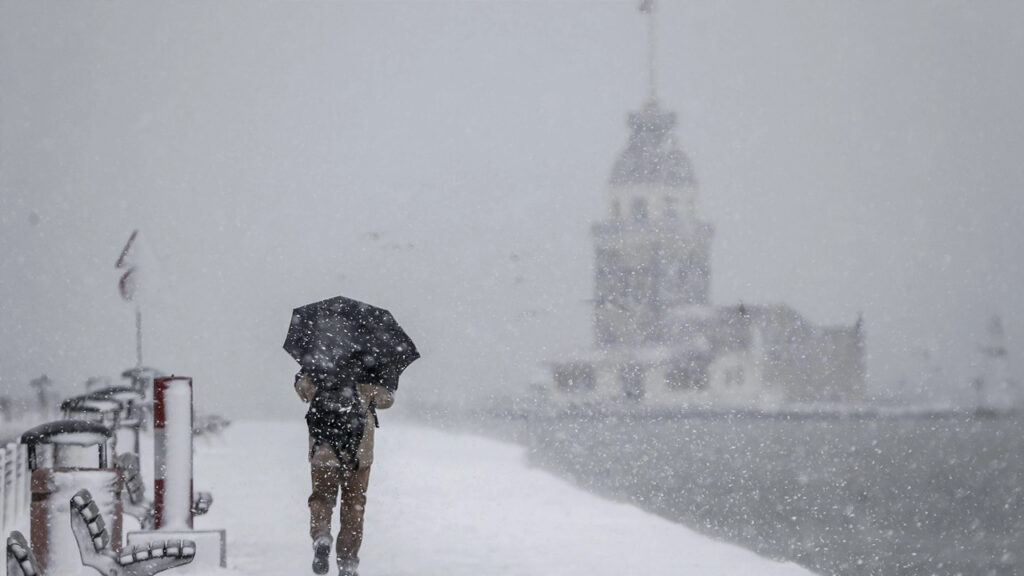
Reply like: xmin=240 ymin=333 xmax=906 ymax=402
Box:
xmin=116 ymin=229 xmax=141 ymax=302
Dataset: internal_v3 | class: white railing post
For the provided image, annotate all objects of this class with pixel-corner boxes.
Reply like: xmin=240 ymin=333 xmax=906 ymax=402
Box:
xmin=0 ymin=447 xmax=7 ymax=537
xmin=16 ymin=444 xmax=28 ymax=527
xmin=1 ymin=448 xmax=7 ymax=576
xmin=4 ymin=444 xmax=15 ymax=535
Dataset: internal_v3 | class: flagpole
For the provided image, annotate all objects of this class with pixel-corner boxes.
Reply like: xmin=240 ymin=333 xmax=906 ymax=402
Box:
xmin=648 ymin=0 xmax=657 ymax=103
xmin=136 ymin=305 xmax=143 ymax=368
xmin=117 ymin=229 xmax=144 ymax=369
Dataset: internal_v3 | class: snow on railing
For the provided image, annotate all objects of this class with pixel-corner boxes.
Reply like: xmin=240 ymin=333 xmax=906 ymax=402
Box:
xmin=0 ymin=443 xmax=30 ymax=576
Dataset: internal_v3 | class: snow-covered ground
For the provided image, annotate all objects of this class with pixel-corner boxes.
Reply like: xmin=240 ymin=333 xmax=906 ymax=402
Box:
xmin=192 ymin=421 xmax=814 ymax=576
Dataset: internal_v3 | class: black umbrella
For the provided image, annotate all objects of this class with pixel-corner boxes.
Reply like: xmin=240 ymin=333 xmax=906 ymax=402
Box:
xmin=283 ymin=296 xmax=419 ymax=391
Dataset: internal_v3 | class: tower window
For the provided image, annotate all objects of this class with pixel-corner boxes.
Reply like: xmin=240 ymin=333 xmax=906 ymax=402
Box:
xmin=665 ymin=357 xmax=709 ymax=391
xmin=620 ymin=363 xmax=646 ymax=400
xmin=664 ymin=196 xmax=678 ymax=219
xmin=631 ymin=197 xmax=648 ymax=222
xmin=554 ymin=363 xmax=596 ymax=392
xmin=725 ymin=366 xmax=745 ymax=387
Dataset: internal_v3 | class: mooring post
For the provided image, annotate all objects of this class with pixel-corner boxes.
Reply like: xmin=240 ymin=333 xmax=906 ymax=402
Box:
xmin=131 ymin=376 xmax=226 ymax=571
xmin=153 ymin=377 xmax=194 ymax=531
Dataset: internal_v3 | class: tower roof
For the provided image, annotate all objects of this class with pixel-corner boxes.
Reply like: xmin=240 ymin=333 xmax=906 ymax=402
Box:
xmin=609 ymin=100 xmax=697 ymax=188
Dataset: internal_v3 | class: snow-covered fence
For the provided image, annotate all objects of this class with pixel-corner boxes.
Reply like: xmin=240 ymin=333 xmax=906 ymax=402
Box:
xmin=3 ymin=446 xmax=14 ymax=532
xmin=0 ymin=443 xmax=29 ymax=540
xmin=1 ymin=443 xmax=30 ymax=576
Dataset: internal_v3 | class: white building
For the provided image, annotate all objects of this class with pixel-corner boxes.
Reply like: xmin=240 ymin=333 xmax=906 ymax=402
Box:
xmin=545 ymin=95 xmax=865 ymax=412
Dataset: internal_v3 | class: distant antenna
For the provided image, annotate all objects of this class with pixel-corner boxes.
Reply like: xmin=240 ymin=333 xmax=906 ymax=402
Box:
xmin=980 ymin=314 xmax=1009 ymax=362
xmin=975 ymin=313 xmax=1014 ymax=411
xmin=639 ymin=0 xmax=658 ymax=103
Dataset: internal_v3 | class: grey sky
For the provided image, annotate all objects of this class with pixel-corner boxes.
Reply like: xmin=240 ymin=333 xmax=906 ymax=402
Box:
xmin=1 ymin=1 xmax=1022 ymax=417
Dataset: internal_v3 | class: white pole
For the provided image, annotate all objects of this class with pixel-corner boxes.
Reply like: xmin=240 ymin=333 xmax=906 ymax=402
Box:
xmin=0 ymin=449 xmax=6 ymax=535
xmin=4 ymin=444 xmax=15 ymax=533
xmin=135 ymin=305 xmax=143 ymax=368
xmin=153 ymin=377 xmax=194 ymax=531
xmin=16 ymin=444 xmax=28 ymax=525
xmin=648 ymin=0 xmax=657 ymax=102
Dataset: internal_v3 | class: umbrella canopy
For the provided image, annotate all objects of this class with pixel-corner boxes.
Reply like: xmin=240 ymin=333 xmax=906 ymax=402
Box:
xmin=283 ymin=296 xmax=419 ymax=391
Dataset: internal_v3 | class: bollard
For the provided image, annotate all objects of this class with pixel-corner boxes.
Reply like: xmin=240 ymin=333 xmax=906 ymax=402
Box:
xmin=153 ymin=377 xmax=193 ymax=531
xmin=121 ymin=367 xmax=164 ymax=435
xmin=61 ymin=395 xmax=123 ymax=460
xmin=61 ymin=396 xmax=120 ymax=429
xmin=121 ymin=367 xmax=164 ymax=399
xmin=21 ymin=420 xmax=121 ymax=576
xmin=67 ymin=389 xmax=151 ymax=530
xmin=128 ymin=376 xmax=226 ymax=571
xmin=87 ymin=388 xmax=145 ymax=459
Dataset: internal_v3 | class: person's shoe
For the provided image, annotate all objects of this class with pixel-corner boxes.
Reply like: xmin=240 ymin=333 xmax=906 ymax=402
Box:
xmin=312 ymin=537 xmax=331 ymax=575
xmin=338 ymin=558 xmax=360 ymax=576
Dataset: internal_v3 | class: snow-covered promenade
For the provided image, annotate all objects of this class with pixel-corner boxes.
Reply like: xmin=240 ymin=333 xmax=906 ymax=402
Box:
xmin=192 ymin=421 xmax=813 ymax=576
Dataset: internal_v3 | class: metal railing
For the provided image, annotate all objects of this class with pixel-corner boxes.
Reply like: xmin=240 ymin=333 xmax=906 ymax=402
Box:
xmin=1 ymin=443 xmax=30 ymax=576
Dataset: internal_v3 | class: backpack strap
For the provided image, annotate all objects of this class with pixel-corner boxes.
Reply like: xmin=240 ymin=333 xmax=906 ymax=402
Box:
xmin=369 ymin=400 xmax=380 ymax=428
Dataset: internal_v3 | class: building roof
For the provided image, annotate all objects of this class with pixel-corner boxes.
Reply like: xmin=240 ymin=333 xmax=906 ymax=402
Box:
xmin=609 ymin=99 xmax=697 ymax=188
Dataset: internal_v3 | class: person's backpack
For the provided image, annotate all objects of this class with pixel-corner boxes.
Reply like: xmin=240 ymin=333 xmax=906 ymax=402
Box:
xmin=305 ymin=372 xmax=367 ymax=469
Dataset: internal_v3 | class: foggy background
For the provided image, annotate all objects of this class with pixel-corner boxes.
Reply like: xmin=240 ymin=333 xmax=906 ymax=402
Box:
xmin=2 ymin=1 xmax=1022 ymax=419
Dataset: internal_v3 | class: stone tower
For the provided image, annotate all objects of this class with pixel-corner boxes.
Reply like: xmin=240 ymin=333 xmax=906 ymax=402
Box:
xmin=592 ymin=99 xmax=713 ymax=347
xmin=547 ymin=1 xmax=867 ymax=410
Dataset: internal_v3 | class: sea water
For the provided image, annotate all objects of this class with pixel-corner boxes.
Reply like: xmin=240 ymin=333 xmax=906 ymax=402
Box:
xmin=523 ymin=413 xmax=1024 ymax=576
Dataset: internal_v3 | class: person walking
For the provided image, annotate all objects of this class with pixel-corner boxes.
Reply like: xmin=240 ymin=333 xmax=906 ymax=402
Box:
xmin=296 ymin=367 xmax=395 ymax=576
xmin=283 ymin=296 xmax=419 ymax=576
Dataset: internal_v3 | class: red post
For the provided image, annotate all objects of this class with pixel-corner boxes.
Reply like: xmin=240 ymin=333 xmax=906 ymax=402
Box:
xmin=153 ymin=376 xmax=194 ymax=531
